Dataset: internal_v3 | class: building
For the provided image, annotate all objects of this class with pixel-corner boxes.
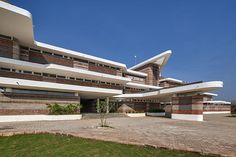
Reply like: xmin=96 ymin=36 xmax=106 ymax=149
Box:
xmin=0 ymin=1 xmax=230 ymax=121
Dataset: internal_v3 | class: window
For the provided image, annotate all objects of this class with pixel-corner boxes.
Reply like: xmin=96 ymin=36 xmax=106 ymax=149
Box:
xmin=43 ymin=73 xmax=49 ymax=77
xmin=69 ymin=77 xmax=75 ymax=80
xmin=20 ymin=46 xmax=29 ymax=50
xmin=49 ymin=74 xmax=56 ymax=78
xmin=57 ymin=75 xmax=66 ymax=79
xmin=43 ymin=51 xmax=53 ymax=55
xmin=34 ymin=72 xmax=42 ymax=76
xmin=23 ymin=70 xmax=32 ymax=74
xmin=53 ymin=53 xmax=63 ymax=58
xmin=74 ymin=58 xmax=88 ymax=63
xmin=76 ymin=78 xmax=84 ymax=81
xmin=30 ymin=48 xmax=40 ymax=52
xmin=0 ymin=67 xmax=11 ymax=71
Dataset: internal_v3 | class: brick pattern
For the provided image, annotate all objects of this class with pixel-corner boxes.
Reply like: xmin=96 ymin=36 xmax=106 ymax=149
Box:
xmin=73 ymin=60 xmax=89 ymax=69
xmin=135 ymin=63 xmax=160 ymax=86
xmin=88 ymin=63 xmax=117 ymax=75
xmin=29 ymin=51 xmax=73 ymax=67
xmin=171 ymin=95 xmax=203 ymax=114
xmin=0 ymin=93 xmax=80 ymax=115
xmin=0 ymin=38 xmax=13 ymax=58
xmin=159 ymin=81 xmax=183 ymax=88
xmin=0 ymin=71 xmax=123 ymax=90
xmin=203 ymin=104 xmax=231 ymax=112
xmin=117 ymin=102 xmax=161 ymax=113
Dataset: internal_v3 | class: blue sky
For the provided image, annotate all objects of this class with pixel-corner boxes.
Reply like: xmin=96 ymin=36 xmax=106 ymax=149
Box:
xmin=11 ymin=0 xmax=236 ymax=101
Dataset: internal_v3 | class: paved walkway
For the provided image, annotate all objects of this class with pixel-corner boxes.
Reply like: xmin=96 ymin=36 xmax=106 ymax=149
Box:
xmin=0 ymin=114 xmax=235 ymax=157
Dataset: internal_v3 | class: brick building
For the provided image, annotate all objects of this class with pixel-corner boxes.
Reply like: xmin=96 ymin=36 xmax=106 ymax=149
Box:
xmin=0 ymin=1 xmax=231 ymax=122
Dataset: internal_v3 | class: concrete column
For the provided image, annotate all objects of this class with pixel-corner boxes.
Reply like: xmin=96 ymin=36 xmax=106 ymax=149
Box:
xmin=171 ymin=94 xmax=203 ymax=121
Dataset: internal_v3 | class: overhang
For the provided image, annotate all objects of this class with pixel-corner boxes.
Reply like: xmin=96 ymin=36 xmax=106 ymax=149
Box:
xmin=0 ymin=77 xmax=122 ymax=98
xmin=129 ymin=50 xmax=172 ymax=70
xmin=114 ymin=81 xmax=223 ymax=98
xmin=0 ymin=57 xmax=131 ymax=84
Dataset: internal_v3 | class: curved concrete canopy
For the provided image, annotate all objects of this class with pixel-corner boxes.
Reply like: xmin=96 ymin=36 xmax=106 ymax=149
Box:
xmin=114 ymin=81 xmax=223 ymax=98
xmin=129 ymin=50 xmax=172 ymax=70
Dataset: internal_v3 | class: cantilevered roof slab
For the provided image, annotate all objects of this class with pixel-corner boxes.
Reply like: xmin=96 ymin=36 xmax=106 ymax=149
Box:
xmin=129 ymin=50 xmax=172 ymax=70
xmin=0 ymin=1 xmax=34 ymax=45
xmin=114 ymin=81 xmax=223 ymax=98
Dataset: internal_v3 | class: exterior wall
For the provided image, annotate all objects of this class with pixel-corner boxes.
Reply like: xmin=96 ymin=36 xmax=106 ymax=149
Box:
xmin=88 ymin=63 xmax=118 ymax=75
xmin=0 ymin=36 xmax=123 ymax=76
xmin=117 ymin=101 xmax=161 ymax=113
xmin=172 ymin=95 xmax=203 ymax=114
xmin=203 ymin=104 xmax=231 ymax=112
xmin=0 ymin=70 xmax=123 ymax=90
xmin=135 ymin=63 xmax=160 ymax=86
xmin=29 ymin=51 xmax=74 ymax=67
xmin=0 ymin=92 xmax=80 ymax=115
xmin=159 ymin=81 xmax=183 ymax=88
xmin=0 ymin=37 xmax=13 ymax=58
xmin=171 ymin=95 xmax=204 ymax=121
xmin=124 ymin=74 xmax=146 ymax=84
xmin=231 ymin=105 xmax=236 ymax=114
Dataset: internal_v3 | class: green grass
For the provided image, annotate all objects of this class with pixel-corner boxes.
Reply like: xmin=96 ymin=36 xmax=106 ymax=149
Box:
xmin=0 ymin=133 xmax=212 ymax=157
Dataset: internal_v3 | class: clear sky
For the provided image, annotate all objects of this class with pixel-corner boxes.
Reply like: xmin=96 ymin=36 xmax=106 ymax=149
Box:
xmin=11 ymin=0 xmax=236 ymax=101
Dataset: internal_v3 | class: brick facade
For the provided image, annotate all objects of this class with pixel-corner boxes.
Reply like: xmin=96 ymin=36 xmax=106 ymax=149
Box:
xmin=0 ymin=93 xmax=80 ymax=115
xmin=0 ymin=37 xmax=13 ymax=58
xmin=0 ymin=71 xmax=123 ymax=90
xmin=171 ymin=95 xmax=204 ymax=114
xmin=135 ymin=63 xmax=160 ymax=86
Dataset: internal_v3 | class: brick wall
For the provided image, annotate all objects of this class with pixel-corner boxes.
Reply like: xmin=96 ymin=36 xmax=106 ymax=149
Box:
xmin=171 ymin=95 xmax=203 ymax=114
xmin=159 ymin=81 xmax=183 ymax=88
xmin=135 ymin=63 xmax=160 ymax=86
xmin=0 ymin=38 xmax=13 ymax=58
xmin=88 ymin=63 xmax=117 ymax=75
xmin=0 ymin=93 xmax=80 ymax=115
xmin=29 ymin=51 xmax=73 ymax=67
xmin=203 ymin=104 xmax=231 ymax=112
xmin=0 ymin=71 xmax=123 ymax=90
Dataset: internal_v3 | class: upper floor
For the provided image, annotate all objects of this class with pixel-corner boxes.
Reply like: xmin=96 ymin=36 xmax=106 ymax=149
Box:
xmin=0 ymin=1 xmax=174 ymax=91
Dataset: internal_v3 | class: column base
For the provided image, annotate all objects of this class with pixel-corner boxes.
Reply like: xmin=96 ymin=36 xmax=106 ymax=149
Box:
xmin=171 ymin=113 xmax=203 ymax=121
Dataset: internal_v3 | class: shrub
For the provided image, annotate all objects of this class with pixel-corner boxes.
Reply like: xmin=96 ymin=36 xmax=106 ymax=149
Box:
xmin=147 ymin=108 xmax=165 ymax=113
xmin=47 ymin=103 xmax=82 ymax=115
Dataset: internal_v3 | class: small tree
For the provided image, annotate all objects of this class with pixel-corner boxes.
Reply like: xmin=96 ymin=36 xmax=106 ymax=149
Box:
xmin=96 ymin=98 xmax=114 ymax=127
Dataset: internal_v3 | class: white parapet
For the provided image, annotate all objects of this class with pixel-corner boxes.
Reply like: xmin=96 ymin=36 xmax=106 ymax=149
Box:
xmin=0 ymin=114 xmax=82 ymax=122
xmin=203 ymin=111 xmax=231 ymax=114
xmin=171 ymin=114 xmax=203 ymax=121
xmin=126 ymin=113 xmax=146 ymax=117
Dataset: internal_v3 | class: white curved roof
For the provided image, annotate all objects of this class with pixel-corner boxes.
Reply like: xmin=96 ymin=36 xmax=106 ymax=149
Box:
xmin=129 ymin=50 xmax=172 ymax=70
xmin=159 ymin=78 xmax=183 ymax=83
xmin=0 ymin=1 xmax=34 ymax=45
xmin=126 ymin=69 xmax=147 ymax=77
xmin=114 ymin=81 xmax=223 ymax=98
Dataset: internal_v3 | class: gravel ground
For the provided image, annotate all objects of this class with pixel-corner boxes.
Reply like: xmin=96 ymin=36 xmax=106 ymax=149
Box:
xmin=0 ymin=114 xmax=235 ymax=157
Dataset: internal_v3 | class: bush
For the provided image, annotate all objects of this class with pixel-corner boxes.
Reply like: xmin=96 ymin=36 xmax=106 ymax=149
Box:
xmin=147 ymin=109 xmax=165 ymax=113
xmin=47 ymin=103 xmax=82 ymax=115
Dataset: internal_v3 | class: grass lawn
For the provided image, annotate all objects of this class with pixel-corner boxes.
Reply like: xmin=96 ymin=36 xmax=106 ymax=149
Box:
xmin=0 ymin=133 xmax=212 ymax=157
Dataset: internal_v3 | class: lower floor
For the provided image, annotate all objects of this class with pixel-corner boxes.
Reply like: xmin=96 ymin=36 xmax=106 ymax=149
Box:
xmin=0 ymin=114 xmax=235 ymax=157
xmin=0 ymin=87 xmax=231 ymax=122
